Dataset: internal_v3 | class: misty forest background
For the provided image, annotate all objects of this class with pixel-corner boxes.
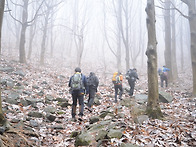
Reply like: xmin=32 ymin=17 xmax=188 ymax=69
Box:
xmin=2 ymin=0 xmax=192 ymax=75
xmin=0 ymin=0 xmax=196 ymax=146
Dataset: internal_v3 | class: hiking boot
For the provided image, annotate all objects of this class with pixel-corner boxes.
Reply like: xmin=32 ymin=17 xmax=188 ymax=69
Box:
xmin=71 ymin=117 xmax=77 ymax=122
xmin=87 ymin=107 xmax=92 ymax=113
xmin=78 ymin=115 xmax=83 ymax=121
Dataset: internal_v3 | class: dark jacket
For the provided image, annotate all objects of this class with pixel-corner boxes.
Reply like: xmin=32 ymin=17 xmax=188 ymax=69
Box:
xmin=126 ymin=69 xmax=139 ymax=82
xmin=86 ymin=72 xmax=99 ymax=93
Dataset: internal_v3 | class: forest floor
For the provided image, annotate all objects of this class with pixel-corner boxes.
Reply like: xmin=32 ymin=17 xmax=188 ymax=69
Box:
xmin=0 ymin=54 xmax=195 ymax=147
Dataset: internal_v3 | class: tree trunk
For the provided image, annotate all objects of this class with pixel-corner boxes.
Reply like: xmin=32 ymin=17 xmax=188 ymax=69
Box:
xmin=27 ymin=23 xmax=36 ymax=59
xmin=40 ymin=8 xmax=50 ymax=65
xmin=180 ymin=15 xmax=184 ymax=71
xmin=186 ymin=0 xmax=196 ymax=96
xmin=164 ymin=0 xmax=173 ymax=82
xmin=171 ymin=0 xmax=178 ymax=81
xmin=0 ymin=0 xmax=7 ymax=126
xmin=0 ymin=0 xmax=5 ymax=54
xmin=117 ymin=0 xmax=122 ymax=71
xmin=19 ymin=0 xmax=29 ymax=63
xmin=145 ymin=0 xmax=163 ymax=119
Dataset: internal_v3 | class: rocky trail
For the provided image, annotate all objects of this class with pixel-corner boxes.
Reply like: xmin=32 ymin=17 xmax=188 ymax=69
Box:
xmin=0 ymin=55 xmax=195 ymax=147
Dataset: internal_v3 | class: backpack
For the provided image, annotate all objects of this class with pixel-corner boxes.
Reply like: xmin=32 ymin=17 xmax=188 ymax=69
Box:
xmin=112 ymin=72 xmax=122 ymax=84
xmin=71 ymin=72 xmax=83 ymax=90
xmin=87 ymin=75 xmax=95 ymax=86
xmin=115 ymin=74 xmax=121 ymax=84
xmin=158 ymin=68 xmax=167 ymax=77
xmin=126 ymin=69 xmax=136 ymax=81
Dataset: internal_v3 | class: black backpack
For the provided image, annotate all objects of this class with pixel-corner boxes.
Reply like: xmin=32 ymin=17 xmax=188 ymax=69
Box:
xmin=126 ymin=69 xmax=136 ymax=81
xmin=87 ymin=74 xmax=99 ymax=87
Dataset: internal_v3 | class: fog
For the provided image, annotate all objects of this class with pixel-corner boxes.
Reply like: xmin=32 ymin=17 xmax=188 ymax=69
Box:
xmin=2 ymin=0 xmax=191 ymax=74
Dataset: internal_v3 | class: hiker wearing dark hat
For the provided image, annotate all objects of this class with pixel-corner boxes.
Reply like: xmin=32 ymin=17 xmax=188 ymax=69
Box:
xmin=68 ymin=67 xmax=87 ymax=121
xmin=86 ymin=72 xmax=99 ymax=112
xmin=126 ymin=68 xmax=139 ymax=96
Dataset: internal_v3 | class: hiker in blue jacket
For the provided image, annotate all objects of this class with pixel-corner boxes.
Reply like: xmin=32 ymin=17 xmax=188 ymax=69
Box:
xmin=158 ymin=66 xmax=170 ymax=88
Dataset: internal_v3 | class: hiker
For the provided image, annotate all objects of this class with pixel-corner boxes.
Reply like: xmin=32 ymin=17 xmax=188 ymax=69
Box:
xmin=68 ymin=67 xmax=87 ymax=121
xmin=158 ymin=65 xmax=170 ymax=88
xmin=112 ymin=72 xmax=123 ymax=103
xmin=86 ymin=72 xmax=99 ymax=112
xmin=126 ymin=68 xmax=139 ymax=96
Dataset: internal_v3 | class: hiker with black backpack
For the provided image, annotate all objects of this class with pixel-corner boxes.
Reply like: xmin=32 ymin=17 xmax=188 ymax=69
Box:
xmin=86 ymin=72 xmax=99 ymax=112
xmin=126 ymin=68 xmax=139 ymax=97
xmin=112 ymin=72 xmax=123 ymax=103
xmin=68 ymin=67 xmax=88 ymax=121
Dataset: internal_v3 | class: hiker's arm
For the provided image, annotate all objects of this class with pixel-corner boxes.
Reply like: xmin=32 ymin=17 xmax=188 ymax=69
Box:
xmin=68 ymin=77 xmax=72 ymax=87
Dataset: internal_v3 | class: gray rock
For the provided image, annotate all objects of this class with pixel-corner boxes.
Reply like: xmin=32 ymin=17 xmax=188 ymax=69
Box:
xmin=14 ymin=70 xmax=26 ymax=77
xmin=23 ymin=91 xmax=32 ymax=96
xmin=94 ymin=97 xmax=101 ymax=105
xmin=45 ymin=95 xmax=54 ymax=101
xmin=0 ymin=66 xmax=14 ymax=72
xmin=10 ymin=118 xmax=20 ymax=123
xmin=75 ymin=132 xmax=93 ymax=146
xmin=8 ymin=92 xmax=20 ymax=99
xmin=159 ymin=91 xmax=173 ymax=103
xmin=44 ymin=106 xmax=56 ymax=114
xmin=70 ymin=131 xmax=80 ymax=138
xmin=29 ymin=120 xmax=39 ymax=127
xmin=28 ymin=111 xmax=43 ymax=118
xmin=60 ymin=102 xmax=71 ymax=108
xmin=89 ymin=116 xmax=100 ymax=124
xmin=99 ymin=110 xmax=110 ymax=118
xmin=107 ymin=129 xmax=123 ymax=139
xmin=120 ymin=143 xmax=139 ymax=147
xmin=5 ymin=99 xmax=18 ymax=105
xmin=95 ymin=130 xmax=107 ymax=141
xmin=37 ymin=90 xmax=44 ymax=96
xmin=46 ymin=114 xmax=56 ymax=122
xmin=55 ymin=97 xmax=68 ymax=102
xmin=120 ymin=98 xmax=132 ymax=107
xmin=26 ymin=98 xmax=43 ymax=105
xmin=20 ymin=99 xmax=29 ymax=106
xmin=136 ymin=115 xmax=149 ymax=124
xmin=135 ymin=94 xmax=148 ymax=104
xmin=32 ymin=85 xmax=39 ymax=89
xmin=50 ymin=125 xmax=63 ymax=130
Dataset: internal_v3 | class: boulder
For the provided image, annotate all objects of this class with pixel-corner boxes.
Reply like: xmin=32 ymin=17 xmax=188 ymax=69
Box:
xmin=95 ymin=130 xmax=107 ymax=141
xmin=44 ymin=106 xmax=56 ymax=114
xmin=0 ymin=66 xmax=14 ymax=72
xmin=28 ymin=111 xmax=43 ymax=118
xmin=89 ymin=116 xmax=100 ymax=124
xmin=135 ymin=115 xmax=149 ymax=124
xmin=75 ymin=132 xmax=93 ymax=146
xmin=107 ymin=129 xmax=123 ymax=139
xmin=159 ymin=91 xmax=173 ymax=103
xmin=14 ymin=70 xmax=26 ymax=77
xmin=134 ymin=94 xmax=148 ymax=104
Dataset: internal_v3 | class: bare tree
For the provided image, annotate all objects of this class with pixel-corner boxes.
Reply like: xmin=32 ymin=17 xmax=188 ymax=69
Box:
xmin=103 ymin=0 xmax=122 ymax=71
xmin=145 ymin=0 xmax=163 ymax=118
xmin=7 ymin=0 xmax=44 ymax=63
xmin=171 ymin=0 xmax=178 ymax=80
xmin=164 ymin=0 xmax=173 ymax=81
xmin=180 ymin=0 xmax=196 ymax=96
xmin=72 ymin=0 xmax=89 ymax=67
xmin=0 ymin=0 xmax=9 ymax=129
xmin=0 ymin=0 xmax=4 ymax=53
xmin=40 ymin=1 xmax=63 ymax=65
